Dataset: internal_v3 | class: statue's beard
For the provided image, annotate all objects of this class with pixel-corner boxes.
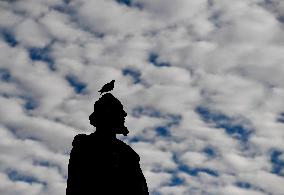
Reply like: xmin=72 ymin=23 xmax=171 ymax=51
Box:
xmin=93 ymin=118 xmax=129 ymax=136
xmin=116 ymin=123 xmax=129 ymax=136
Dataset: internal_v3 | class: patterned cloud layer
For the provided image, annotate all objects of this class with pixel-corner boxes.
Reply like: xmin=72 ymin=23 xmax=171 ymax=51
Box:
xmin=1 ymin=0 xmax=284 ymax=194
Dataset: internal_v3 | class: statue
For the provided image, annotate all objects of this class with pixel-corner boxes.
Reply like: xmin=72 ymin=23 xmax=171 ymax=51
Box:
xmin=66 ymin=90 xmax=149 ymax=194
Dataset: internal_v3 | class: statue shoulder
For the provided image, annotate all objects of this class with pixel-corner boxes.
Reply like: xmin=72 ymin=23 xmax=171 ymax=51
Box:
xmin=72 ymin=134 xmax=88 ymax=146
xmin=116 ymin=139 xmax=140 ymax=162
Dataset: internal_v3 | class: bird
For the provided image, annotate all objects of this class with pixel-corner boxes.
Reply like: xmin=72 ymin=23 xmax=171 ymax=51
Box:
xmin=98 ymin=80 xmax=115 ymax=95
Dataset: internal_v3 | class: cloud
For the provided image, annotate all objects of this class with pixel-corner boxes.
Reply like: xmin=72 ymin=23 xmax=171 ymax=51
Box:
xmin=1 ymin=0 xmax=284 ymax=194
xmin=14 ymin=18 xmax=51 ymax=48
xmin=70 ymin=0 xmax=153 ymax=35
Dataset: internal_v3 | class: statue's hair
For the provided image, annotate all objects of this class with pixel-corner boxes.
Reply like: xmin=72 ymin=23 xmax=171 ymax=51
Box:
xmin=93 ymin=93 xmax=123 ymax=115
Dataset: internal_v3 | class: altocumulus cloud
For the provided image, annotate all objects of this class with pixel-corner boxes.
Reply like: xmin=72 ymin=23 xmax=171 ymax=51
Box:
xmin=1 ymin=0 xmax=284 ymax=194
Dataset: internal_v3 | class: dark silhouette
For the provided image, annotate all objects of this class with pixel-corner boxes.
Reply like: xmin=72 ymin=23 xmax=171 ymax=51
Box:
xmin=98 ymin=80 xmax=115 ymax=95
xmin=66 ymin=92 xmax=149 ymax=194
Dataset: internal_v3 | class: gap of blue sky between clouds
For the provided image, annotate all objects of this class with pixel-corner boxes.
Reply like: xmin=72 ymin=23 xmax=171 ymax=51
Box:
xmin=195 ymin=106 xmax=253 ymax=143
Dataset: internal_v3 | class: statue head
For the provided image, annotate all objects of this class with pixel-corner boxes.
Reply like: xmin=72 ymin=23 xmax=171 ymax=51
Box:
xmin=89 ymin=93 xmax=129 ymax=136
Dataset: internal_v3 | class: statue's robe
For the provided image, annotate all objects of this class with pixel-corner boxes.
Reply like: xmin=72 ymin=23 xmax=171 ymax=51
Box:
xmin=66 ymin=132 xmax=149 ymax=195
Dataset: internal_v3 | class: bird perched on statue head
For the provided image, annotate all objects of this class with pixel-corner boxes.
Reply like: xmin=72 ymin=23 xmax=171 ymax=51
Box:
xmin=98 ymin=80 xmax=115 ymax=95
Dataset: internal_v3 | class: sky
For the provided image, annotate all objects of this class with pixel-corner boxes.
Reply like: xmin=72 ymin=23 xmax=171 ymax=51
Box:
xmin=0 ymin=0 xmax=284 ymax=194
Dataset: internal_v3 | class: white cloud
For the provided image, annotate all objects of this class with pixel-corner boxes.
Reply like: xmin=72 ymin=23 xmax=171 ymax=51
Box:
xmin=71 ymin=0 xmax=154 ymax=35
xmin=180 ymin=151 xmax=207 ymax=167
xmin=0 ymin=8 xmax=22 ymax=29
xmin=1 ymin=0 xmax=284 ymax=194
xmin=144 ymin=171 xmax=172 ymax=190
xmin=14 ymin=18 xmax=50 ymax=48
xmin=158 ymin=185 xmax=188 ymax=195
xmin=0 ymin=172 xmax=43 ymax=195
xmin=220 ymin=185 xmax=267 ymax=195
xmin=41 ymin=10 xmax=90 ymax=43
xmin=132 ymin=141 xmax=177 ymax=171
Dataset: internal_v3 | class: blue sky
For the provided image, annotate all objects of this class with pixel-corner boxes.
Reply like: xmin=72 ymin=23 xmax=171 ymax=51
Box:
xmin=1 ymin=0 xmax=284 ymax=194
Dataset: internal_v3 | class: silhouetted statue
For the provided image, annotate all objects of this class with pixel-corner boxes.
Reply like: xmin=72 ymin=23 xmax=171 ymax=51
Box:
xmin=66 ymin=92 xmax=149 ymax=194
